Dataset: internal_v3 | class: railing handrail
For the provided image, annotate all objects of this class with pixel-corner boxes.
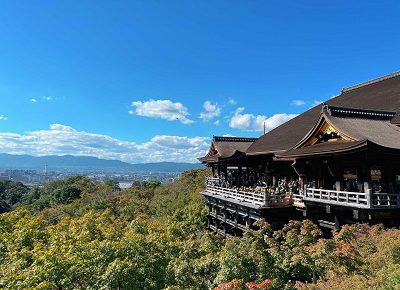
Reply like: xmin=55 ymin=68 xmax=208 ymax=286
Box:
xmin=305 ymin=187 xmax=367 ymax=196
xmin=205 ymin=177 xmax=400 ymax=209
xmin=303 ymin=187 xmax=400 ymax=209
xmin=205 ymin=183 xmax=291 ymax=207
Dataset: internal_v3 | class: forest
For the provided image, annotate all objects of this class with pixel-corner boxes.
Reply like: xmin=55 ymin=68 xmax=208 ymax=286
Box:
xmin=0 ymin=169 xmax=399 ymax=289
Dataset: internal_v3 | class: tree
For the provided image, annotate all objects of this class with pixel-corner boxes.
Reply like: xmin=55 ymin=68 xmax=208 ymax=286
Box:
xmin=104 ymin=179 xmax=121 ymax=192
xmin=141 ymin=180 xmax=161 ymax=189
xmin=215 ymin=226 xmax=274 ymax=285
xmin=53 ymin=185 xmax=81 ymax=204
xmin=0 ymin=180 xmax=29 ymax=212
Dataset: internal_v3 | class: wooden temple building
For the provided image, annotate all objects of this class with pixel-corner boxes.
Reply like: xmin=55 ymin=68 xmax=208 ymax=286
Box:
xmin=199 ymin=71 xmax=400 ymax=236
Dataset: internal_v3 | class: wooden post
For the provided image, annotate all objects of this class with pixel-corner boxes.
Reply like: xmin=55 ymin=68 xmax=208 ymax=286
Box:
xmin=273 ymin=175 xmax=277 ymax=186
xmin=246 ymin=167 xmax=249 ymax=186
xmin=264 ymin=188 xmax=269 ymax=207
xmin=223 ymin=203 xmax=227 ymax=222
xmin=364 ymin=181 xmax=370 ymax=195
xmin=207 ymin=203 xmax=211 ymax=228
xmin=366 ymin=189 xmax=372 ymax=208
xmin=238 ymin=166 xmax=242 ymax=187
xmin=299 ymin=174 xmax=305 ymax=190
xmin=335 ymin=181 xmax=341 ymax=191
xmin=234 ymin=205 xmax=238 ymax=235
xmin=334 ymin=215 xmax=341 ymax=230
xmin=223 ymin=202 xmax=227 ymax=237
xmin=245 ymin=209 xmax=250 ymax=229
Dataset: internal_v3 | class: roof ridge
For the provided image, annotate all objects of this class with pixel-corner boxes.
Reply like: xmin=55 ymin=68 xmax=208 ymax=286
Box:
xmin=213 ymin=136 xmax=258 ymax=142
xmin=325 ymin=105 xmax=395 ymax=120
xmin=341 ymin=71 xmax=400 ymax=93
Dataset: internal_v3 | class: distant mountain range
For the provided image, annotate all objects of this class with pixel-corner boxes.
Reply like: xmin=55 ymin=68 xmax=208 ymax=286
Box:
xmin=0 ymin=153 xmax=203 ymax=172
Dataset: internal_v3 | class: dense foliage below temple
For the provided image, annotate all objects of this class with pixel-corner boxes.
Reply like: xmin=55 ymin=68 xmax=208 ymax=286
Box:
xmin=0 ymin=169 xmax=399 ymax=289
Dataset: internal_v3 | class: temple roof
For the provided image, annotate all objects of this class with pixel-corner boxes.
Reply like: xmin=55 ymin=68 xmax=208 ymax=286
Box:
xmin=198 ymin=136 xmax=257 ymax=164
xmin=325 ymin=113 xmax=400 ymax=150
xmin=276 ymin=105 xmax=400 ymax=159
xmin=247 ymin=71 xmax=400 ymax=155
xmin=276 ymin=140 xmax=367 ymax=159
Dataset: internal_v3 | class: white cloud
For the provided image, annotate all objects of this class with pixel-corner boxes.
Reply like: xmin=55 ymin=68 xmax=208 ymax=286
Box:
xmin=43 ymin=96 xmax=53 ymax=101
xmin=50 ymin=124 xmax=75 ymax=131
xmin=229 ymin=107 xmax=297 ymax=132
xmin=213 ymin=120 xmax=220 ymax=126
xmin=0 ymin=115 xmax=7 ymax=121
xmin=227 ymin=98 xmax=237 ymax=105
xmin=129 ymin=99 xmax=194 ymax=124
xmin=291 ymin=99 xmax=306 ymax=106
xmin=0 ymin=124 xmax=208 ymax=163
xmin=199 ymin=101 xmax=221 ymax=121
xmin=30 ymin=98 xmax=38 ymax=103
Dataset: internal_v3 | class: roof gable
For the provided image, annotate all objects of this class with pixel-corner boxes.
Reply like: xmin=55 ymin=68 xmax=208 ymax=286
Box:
xmin=293 ymin=111 xmax=354 ymax=149
xmin=198 ymin=136 xmax=257 ymax=163
xmin=247 ymin=71 xmax=400 ymax=155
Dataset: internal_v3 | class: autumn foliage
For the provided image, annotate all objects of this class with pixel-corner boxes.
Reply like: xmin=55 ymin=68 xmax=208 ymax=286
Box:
xmin=0 ymin=169 xmax=399 ymax=289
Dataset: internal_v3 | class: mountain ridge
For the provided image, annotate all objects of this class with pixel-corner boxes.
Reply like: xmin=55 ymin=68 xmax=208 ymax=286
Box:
xmin=0 ymin=153 xmax=202 ymax=172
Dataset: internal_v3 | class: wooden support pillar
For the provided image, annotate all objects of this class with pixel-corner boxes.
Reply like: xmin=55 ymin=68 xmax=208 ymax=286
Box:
xmin=211 ymin=164 xmax=216 ymax=177
xmin=299 ymin=174 xmax=305 ymax=190
xmin=272 ymin=175 xmax=277 ymax=187
xmin=335 ymin=181 xmax=341 ymax=191
xmin=366 ymin=189 xmax=372 ymax=208
xmin=317 ymin=162 xmax=323 ymax=188
xmin=264 ymin=189 xmax=269 ymax=207
xmin=362 ymin=162 xmax=371 ymax=193
xmin=334 ymin=215 xmax=340 ymax=231
xmin=234 ymin=205 xmax=238 ymax=236
xmin=335 ymin=160 xmax=342 ymax=191
xmin=363 ymin=181 xmax=370 ymax=193
xmin=356 ymin=161 xmax=366 ymax=193
xmin=207 ymin=203 xmax=211 ymax=228
xmin=246 ymin=167 xmax=249 ymax=186
xmin=245 ymin=209 xmax=250 ymax=229
xmin=223 ymin=203 xmax=227 ymax=237
xmin=238 ymin=166 xmax=242 ymax=186
xmin=224 ymin=164 xmax=228 ymax=181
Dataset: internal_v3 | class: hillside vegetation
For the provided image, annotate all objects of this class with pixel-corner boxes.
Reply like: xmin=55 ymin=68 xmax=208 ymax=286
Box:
xmin=0 ymin=169 xmax=399 ymax=289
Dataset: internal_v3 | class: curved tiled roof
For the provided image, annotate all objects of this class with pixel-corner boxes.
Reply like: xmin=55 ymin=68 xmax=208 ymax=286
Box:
xmin=247 ymin=71 xmax=400 ymax=155
xmin=325 ymin=114 xmax=400 ymax=150
xmin=277 ymin=105 xmax=400 ymax=159
xmin=276 ymin=140 xmax=367 ymax=159
xmin=198 ymin=136 xmax=257 ymax=163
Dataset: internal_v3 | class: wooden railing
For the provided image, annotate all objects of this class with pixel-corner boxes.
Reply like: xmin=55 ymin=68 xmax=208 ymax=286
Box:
xmin=372 ymin=193 xmax=400 ymax=208
xmin=205 ymin=178 xmax=400 ymax=209
xmin=304 ymin=188 xmax=369 ymax=208
xmin=292 ymin=192 xmax=305 ymax=208
xmin=206 ymin=185 xmax=265 ymax=206
xmin=204 ymin=179 xmax=292 ymax=208
xmin=303 ymin=188 xmax=400 ymax=209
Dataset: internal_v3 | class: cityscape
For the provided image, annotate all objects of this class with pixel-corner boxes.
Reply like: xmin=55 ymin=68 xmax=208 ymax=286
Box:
xmin=0 ymin=168 xmax=181 ymax=188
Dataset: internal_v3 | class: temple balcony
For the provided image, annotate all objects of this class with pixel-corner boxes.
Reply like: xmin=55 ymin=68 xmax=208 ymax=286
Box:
xmin=300 ymin=188 xmax=400 ymax=209
xmin=203 ymin=177 xmax=293 ymax=209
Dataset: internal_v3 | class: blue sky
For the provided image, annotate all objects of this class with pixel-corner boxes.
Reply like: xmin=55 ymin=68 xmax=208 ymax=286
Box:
xmin=0 ymin=1 xmax=399 ymax=163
